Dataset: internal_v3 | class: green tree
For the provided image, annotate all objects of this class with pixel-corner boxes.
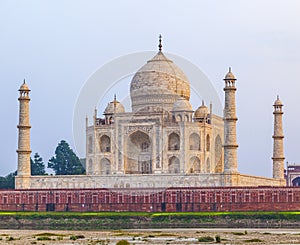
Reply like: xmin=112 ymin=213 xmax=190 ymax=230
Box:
xmin=4 ymin=171 xmax=17 ymax=189
xmin=0 ymin=176 xmax=7 ymax=189
xmin=31 ymin=152 xmax=46 ymax=175
xmin=48 ymin=140 xmax=85 ymax=175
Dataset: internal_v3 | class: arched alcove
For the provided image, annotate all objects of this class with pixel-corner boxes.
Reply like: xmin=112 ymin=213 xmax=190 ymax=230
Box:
xmin=189 ymin=133 xmax=200 ymax=150
xmin=100 ymin=135 xmax=111 ymax=152
xmin=215 ymin=135 xmax=223 ymax=173
xmin=189 ymin=156 xmax=201 ymax=173
xmin=206 ymin=134 xmax=210 ymax=152
xmin=100 ymin=158 xmax=111 ymax=175
xmin=168 ymin=132 xmax=180 ymax=151
xmin=168 ymin=156 xmax=180 ymax=173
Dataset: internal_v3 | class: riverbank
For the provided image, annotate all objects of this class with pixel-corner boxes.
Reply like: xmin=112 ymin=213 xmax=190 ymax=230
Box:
xmin=0 ymin=211 xmax=300 ymax=230
xmin=0 ymin=228 xmax=300 ymax=244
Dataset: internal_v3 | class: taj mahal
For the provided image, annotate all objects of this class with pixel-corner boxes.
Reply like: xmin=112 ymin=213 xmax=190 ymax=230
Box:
xmin=15 ymin=37 xmax=286 ymax=189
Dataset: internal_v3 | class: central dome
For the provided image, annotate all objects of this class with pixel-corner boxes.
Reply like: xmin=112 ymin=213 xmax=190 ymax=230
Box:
xmin=130 ymin=50 xmax=190 ymax=112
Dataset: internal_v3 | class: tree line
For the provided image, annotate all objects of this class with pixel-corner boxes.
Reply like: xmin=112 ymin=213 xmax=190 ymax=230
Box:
xmin=0 ymin=140 xmax=85 ymax=189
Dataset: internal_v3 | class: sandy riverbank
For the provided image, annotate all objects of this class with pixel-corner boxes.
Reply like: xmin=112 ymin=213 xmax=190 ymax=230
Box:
xmin=0 ymin=228 xmax=300 ymax=244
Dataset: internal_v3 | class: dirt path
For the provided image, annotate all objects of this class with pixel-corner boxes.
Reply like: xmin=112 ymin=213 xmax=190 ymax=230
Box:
xmin=0 ymin=228 xmax=299 ymax=244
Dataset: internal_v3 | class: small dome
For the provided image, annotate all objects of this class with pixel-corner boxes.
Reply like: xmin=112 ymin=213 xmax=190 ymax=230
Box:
xmin=19 ymin=81 xmax=30 ymax=91
xmin=172 ymin=97 xmax=192 ymax=111
xmin=224 ymin=67 xmax=236 ymax=80
xmin=104 ymin=98 xmax=125 ymax=114
xmin=194 ymin=101 xmax=209 ymax=118
xmin=274 ymin=96 xmax=283 ymax=106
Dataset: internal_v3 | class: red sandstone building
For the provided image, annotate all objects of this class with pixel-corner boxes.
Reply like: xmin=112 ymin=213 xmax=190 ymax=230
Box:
xmin=0 ymin=187 xmax=299 ymax=212
xmin=285 ymin=163 xmax=300 ymax=186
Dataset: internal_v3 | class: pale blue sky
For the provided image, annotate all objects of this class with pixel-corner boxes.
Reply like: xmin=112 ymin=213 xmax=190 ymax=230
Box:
xmin=0 ymin=0 xmax=300 ymax=177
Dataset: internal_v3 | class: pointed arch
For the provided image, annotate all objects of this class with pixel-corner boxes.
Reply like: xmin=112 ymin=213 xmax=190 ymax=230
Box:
xmin=100 ymin=158 xmax=111 ymax=175
xmin=206 ymin=134 xmax=210 ymax=152
xmin=168 ymin=156 xmax=180 ymax=173
xmin=189 ymin=156 xmax=201 ymax=173
xmin=185 ymin=114 xmax=189 ymax=122
xmin=87 ymin=159 xmax=93 ymax=174
xmin=215 ymin=135 xmax=223 ymax=173
xmin=88 ymin=136 xmax=93 ymax=154
xmin=206 ymin=157 xmax=210 ymax=173
xmin=100 ymin=135 xmax=111 ymax=152
xmin=168 ymin=132 xmax=180 ymax=151
xmin=126 ymin=130 xmax=152 ymax=174
xmin=292 ymin=177 xmax=300 ymax=186
xmin=189 ymin=133 xmax=200 ymax=150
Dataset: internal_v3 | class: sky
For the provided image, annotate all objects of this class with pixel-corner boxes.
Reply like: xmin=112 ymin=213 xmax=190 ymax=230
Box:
xmin=0 ymin=0 xmax=300 ymax=177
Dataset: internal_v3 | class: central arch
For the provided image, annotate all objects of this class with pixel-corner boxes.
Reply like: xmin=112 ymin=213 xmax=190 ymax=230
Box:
xmin=126 ymin=130 xmax=152 ymax=174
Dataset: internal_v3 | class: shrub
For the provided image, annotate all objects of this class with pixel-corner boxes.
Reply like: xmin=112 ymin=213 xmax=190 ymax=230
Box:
xmin=244 ymin=238 xmax=264 ymax=243
xmin=198 ymin=236 xmax=214 ymax=242
xmin=37 ymin=236 xmax=51 ymax=241
xmin=70 ymin=235 xmax=77 ymax=240
xmin=70 ymin=235 xmax=85 ymax=240
xmin=232 ymin=232 xmax=245 ymax=236
xmin=6 ymin=236 xmax=14 ymax=241
xmin=116 ymin=240 xmax=130 ymax=245
xmin=76 ymin=235 xmax=85 ymax=239
xmin=215 ymin=235 xmax=221 ymax=243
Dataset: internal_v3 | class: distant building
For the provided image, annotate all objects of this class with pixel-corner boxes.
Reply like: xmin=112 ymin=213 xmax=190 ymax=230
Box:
xmin=15 ymin=37 xmax=286 ymax=189
xmin=285 ymin=163 xmax=300 ymax=186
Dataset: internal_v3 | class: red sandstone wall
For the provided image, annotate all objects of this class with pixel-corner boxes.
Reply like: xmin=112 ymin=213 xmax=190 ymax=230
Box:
xmin=0 ymin=187 xmax=299 ymax=212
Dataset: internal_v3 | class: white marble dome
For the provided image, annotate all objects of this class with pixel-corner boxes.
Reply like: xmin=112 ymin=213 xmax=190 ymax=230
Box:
xmin=194 ymin=102 xmax=208 ymax=118
xmin=130 ymin=51 xmax=190 ymax=112
xmin=104 ymin=99 xmax=125 ymax=114
xmin=173 ymin=97 xmax=192 ymax=111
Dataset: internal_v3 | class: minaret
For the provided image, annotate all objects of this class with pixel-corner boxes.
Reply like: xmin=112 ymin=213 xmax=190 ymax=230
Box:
xmin=223 ymin=68 xmax=239 ymax=173
xmin=16 ymin=80 xmax=32 ymax=188
xmin=272 ymin=96 xmax=285 ymax=179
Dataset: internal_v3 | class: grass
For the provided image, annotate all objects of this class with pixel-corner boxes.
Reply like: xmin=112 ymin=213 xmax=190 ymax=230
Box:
xmin=0 ymin=210 xmax=298 ymax=218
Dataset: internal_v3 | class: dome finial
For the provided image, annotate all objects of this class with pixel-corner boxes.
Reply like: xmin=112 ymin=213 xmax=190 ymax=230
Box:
xmin=277 ymin=95 xmax=279 ymax=100
xmin=158 ymin=34 xmax=162 ymax=52
xmin=114 ymin=94 xmax=117 ymax=101
xmin=23 ymin=79 xmax=26 ymax=84
xmin=229 ymin=67 xmax=231 ymax=73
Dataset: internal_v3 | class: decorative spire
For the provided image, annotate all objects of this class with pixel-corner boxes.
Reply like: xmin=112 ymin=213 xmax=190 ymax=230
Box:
xmin=277 ymin=95 xmax=279 ymax=100
xmin=113 ymin=94 xmax=117 ymax=105
xmin=158 ymin=34 xmax=162 ymax=52
xmin=229 ymin=67 xmax=231 ymax=73
xmin=202 ymin=100 xmax=205 ymax=106
xmin=23 ymin=79 xmax=26 ymax=84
